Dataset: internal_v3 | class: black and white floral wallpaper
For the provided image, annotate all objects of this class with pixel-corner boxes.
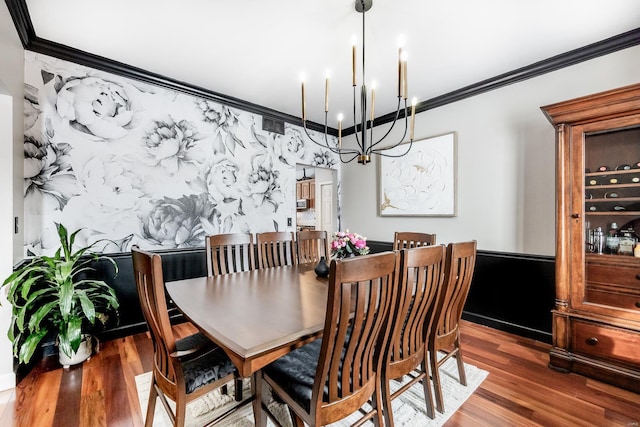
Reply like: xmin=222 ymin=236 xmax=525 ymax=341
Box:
xmin=23 ymin=52 xmax=339 ymax=256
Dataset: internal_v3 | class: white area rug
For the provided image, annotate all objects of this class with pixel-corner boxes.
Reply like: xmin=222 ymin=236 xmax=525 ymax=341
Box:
xmin=135 ymin=357 xmax=488 ymax=426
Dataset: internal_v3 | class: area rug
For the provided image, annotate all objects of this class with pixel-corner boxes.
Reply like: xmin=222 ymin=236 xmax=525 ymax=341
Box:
xmin=135 ymin=357 xmax=488 ymax=426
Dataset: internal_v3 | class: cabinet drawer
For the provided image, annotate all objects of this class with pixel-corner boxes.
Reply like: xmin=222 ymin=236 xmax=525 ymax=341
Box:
xmin=586 ymin=262 xmax=640 ymax=289
xmin=585 ymin=286 xmax=640 ymax=312
xmin=572 ymin=320 xmax=640 ymax=366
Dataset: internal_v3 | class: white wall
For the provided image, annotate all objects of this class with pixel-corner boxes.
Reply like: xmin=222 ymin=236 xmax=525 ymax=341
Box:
xmin=0 ymin=2 xmax=24 ymax=390
xmin=340 ymin=45 xmax=640 ymax=256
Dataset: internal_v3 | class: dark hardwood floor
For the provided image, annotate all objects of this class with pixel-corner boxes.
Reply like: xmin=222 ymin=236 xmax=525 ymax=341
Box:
xmin=1 ymin=320 xmax=638 ymax=426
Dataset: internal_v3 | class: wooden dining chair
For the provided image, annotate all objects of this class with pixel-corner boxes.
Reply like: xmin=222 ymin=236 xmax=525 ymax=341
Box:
xmin=393 ymin=231 xmax=436 ymax=250
xmin=206 ymin=233 xmax=255 ymax=276
xmin=204 ymin=233 xmax=253 ymax=400
xmin=427 ymin=240 xmax=477 ymax=413
xmin=380 ymin=245 xmax=445 ymax=426
xmin=256 ymin=231 xmax=296 ymax=268
xmin=131 ymin=247 xmax=250 ymax=427
xmin=296 ymin=229 xmax=329 ymax=264
xmin=255 ymin=251 xmax=400 ymax=427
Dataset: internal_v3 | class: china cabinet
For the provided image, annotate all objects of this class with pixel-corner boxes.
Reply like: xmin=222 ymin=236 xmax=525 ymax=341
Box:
xmin=541 ymin=83 xmax=640 ymax=392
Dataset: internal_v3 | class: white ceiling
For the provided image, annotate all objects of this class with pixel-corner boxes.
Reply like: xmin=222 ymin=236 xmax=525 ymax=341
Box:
xmin=24 ymin=0 xmax=640 ymax=127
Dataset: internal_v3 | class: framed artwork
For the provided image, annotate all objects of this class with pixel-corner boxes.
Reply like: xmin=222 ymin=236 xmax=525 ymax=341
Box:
xmin=378 ymin=132 xmax=456 ymax=217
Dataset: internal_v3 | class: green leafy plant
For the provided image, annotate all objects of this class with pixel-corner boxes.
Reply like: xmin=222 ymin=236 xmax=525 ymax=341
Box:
xmin=1 ymin=223 xmax=119 ymax=364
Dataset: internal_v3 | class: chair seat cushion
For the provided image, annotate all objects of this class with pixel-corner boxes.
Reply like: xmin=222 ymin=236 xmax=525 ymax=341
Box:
xmin=264 ymin=338 xmax=323 ymax=412
xmin=178 ymin=333 xmax=236 ymax=394
xmin=175 ymin=332 xmax=212 ymax=352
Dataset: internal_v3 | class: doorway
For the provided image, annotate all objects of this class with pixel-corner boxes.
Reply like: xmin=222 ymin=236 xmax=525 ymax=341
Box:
xmin=295 ymin=165 xmax=337 ymax=234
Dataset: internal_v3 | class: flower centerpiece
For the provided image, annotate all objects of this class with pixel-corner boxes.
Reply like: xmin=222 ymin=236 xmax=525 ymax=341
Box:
xmin=330 ymin=230 xmax=370 ymax=259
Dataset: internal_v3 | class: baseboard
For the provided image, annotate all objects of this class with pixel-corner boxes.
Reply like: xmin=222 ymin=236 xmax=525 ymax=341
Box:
xmin=0 ymin=372 xmax=16 ymax=391
xmin=462 ymin=312 xmax=552 ymax=344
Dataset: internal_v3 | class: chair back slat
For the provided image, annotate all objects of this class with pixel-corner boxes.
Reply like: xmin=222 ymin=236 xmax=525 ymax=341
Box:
xmin=434 ymin=241 xmax=477 ymax=337
xmin=256 ymin=232 xmax=296 ymax=268
xmin=206 ymin=233 xmax=255 ymax=276
xmin=296 ymin=230 xmax=328 ymax=264
xmin=132 ymin=247 xmax=176 ymax=383
xmin=312 ymin=251 xmax=399 ymax=424
xmin=393 ymin=231 xmax=436 ymax=250
xmin=389 ymin=245 xmax=445 ymax=364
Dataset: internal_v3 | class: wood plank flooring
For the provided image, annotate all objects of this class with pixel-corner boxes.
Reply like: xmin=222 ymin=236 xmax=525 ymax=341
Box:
xmin=0 ymin=320 xmax=638 ymax=426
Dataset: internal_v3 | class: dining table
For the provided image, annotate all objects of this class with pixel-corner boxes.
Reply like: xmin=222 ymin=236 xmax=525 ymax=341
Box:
xmin=165 ymin=262 xmax=329 ymax=378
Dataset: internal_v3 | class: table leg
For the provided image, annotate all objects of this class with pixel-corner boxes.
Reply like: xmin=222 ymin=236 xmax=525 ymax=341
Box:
xmin=252 ymin=371 xmax=268 ymax=427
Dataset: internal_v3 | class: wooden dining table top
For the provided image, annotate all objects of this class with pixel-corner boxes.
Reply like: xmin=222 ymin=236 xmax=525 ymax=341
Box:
xmin=165 ymin=263 xmax=329 ymax=377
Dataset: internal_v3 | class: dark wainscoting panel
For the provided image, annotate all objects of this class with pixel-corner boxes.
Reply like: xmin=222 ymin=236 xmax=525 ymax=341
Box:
xmin=93 ymin=248 xmax=207 ymax=340
xmin=367 ymin=240 xmax=555 ymax=343
xmin=13 ymin=241 xmax=555 ymax=380
xmin=466 ymin=251 xmax=555 ymax=343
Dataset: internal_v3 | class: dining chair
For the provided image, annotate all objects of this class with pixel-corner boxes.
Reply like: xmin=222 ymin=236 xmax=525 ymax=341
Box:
xmin=206 ymin=233 xmax=255 ymax=276
xmin=255 ymin=251 xmax=400 ymax=427
xmin=427 ymin=240 xmax=477 ymax=413
xmin=255 ymin=231 xmax=296 ymax=268
xmin=296 ymin=229 xmax=329 ymax=264
xmin=131 ymin=247 xmax=250 ymax=427
xmin=204 ymin=233 xmax=253 ymax=400
xmin=380 ymin=245 xmax=445 ymax=426
xmin=393 ymin=231 xmax=436 ymax=250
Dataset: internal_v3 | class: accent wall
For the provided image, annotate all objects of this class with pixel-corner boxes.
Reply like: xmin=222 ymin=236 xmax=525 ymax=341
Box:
xmin=23 ymin=52 xmax=339 ymax=256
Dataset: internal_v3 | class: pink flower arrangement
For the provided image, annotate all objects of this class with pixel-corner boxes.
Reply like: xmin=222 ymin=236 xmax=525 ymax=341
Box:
xmin=330 ymin=230 xmax=370 ymax=259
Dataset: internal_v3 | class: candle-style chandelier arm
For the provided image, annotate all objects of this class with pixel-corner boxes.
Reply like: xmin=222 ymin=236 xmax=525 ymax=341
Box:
xmin=301 ymin=115 xmax=338 ymax=151
xmin=368 ymin=97 xmax=409 ymax=153
xmin=302 ymin=115 xmax=363 ymax=164
xmin=301 ymin=124 xmax=329 ymax=150
xmin=373 ymin=138 xmax=413 ymax=158
xmin=337 ymin=151 xmax=362 ymax=163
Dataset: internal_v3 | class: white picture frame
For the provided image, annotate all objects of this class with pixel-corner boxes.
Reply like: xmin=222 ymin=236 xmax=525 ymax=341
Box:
xmin=378 ymin=132 xmax=457 ymax=217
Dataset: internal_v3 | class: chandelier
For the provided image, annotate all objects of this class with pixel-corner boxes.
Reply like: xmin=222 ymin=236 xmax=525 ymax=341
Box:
xmin=301 ymin=0 xmax=416 ymax=165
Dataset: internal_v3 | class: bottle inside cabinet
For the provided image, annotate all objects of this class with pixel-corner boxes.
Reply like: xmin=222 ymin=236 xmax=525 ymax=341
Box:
xmin=584 ymin=126 xmax=640 ymax=258
xmin=583 ymin=125 xmax=640 ymax=320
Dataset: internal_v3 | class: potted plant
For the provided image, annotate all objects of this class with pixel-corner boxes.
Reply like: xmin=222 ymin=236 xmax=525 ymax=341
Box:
xmin=2 ymin=223 xmax=119 ymax=367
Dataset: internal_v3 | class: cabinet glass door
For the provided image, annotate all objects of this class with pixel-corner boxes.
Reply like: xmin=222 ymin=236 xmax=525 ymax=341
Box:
xmin=582 ymin=124 xmax=640 ymax=314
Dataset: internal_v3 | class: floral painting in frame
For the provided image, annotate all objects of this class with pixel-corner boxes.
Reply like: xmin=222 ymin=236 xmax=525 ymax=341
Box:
xmin=378 ymin=132 xmax=456 ymax=217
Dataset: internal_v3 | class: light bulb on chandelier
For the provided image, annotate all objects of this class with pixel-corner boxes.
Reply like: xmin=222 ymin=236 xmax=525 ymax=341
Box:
xmin=300 ymin=0 xmax=416 ymax=165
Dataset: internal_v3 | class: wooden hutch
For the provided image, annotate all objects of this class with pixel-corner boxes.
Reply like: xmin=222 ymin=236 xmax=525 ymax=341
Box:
xmin=541 ymin=83 xmax=640 ymax=392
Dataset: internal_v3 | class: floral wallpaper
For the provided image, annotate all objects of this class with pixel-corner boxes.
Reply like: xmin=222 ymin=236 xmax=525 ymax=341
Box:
xmin=23 ymin=52 xmax=339 ymax=256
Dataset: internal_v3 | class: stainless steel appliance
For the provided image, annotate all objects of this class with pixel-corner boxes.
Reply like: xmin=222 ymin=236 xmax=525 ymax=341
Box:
xmin=296 ymin=199 xmax=309 ymax=210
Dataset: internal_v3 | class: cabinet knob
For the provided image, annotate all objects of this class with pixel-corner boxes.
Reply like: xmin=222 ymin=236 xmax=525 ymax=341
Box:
xmin=635 ymin=301 xmax=640 ymax=308
xmin=571 ymin=213 xmax=581 ymax=219
xmin=585 ymin=337 xmax=599 ymax=346
xmin=636 ymin=275 xmax=640 ymax=281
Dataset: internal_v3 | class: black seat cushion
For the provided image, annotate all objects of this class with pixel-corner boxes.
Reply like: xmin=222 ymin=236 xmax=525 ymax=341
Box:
xmin=175 ymin=332 xmax=212 ymax=352
xmin=264 ymin=325 xmax=357 ymax=413
xmin=264 ymin=338 xmax=323 ymax=412
xmin=176 ymin=333 xmax=236 ymax=394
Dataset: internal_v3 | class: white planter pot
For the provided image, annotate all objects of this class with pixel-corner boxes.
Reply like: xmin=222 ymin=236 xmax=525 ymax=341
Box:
xmin=58 ymin=335 xmax=96 ymax=368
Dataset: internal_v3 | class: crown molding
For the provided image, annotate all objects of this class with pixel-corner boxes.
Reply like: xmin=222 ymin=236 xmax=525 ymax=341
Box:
xmin=5 ymin=0 xmax=329 ymax=134
xmin=369 ymin=27 xmax=640 ymax=134
xmin=6 ymin=1 xmax=639 ymax=137
xmin=26 ymin=37 xmax=322 ymax=132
